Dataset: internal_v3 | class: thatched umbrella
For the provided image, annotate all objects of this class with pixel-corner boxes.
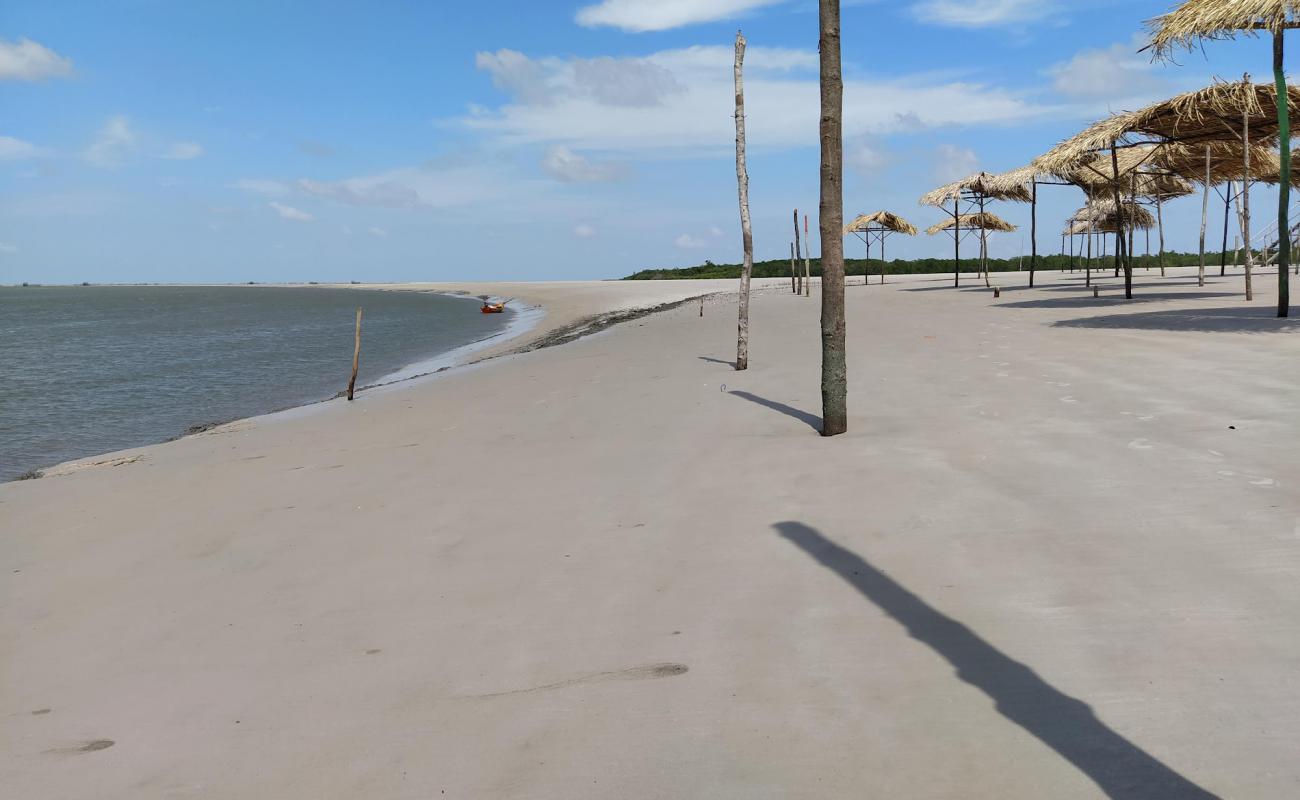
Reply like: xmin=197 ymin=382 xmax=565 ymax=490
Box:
xmin=844 ymin=211 xmax=918 ymax=285
xmin=927 ymin=212 xmax=1017 ymax=287
xmin=921 ymin=173 xmax=1030 ymax=287
xmin=1145 ymin=0 xmax=1299 ymax=315
xmin=1035 ymin=79 xmax=1300 ymax=297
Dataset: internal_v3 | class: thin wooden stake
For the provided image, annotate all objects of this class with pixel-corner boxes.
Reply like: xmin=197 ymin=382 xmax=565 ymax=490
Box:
xmin=793 ymin=209 xmax=803 ymax=295
xmin=733 ymin=30 xmax=753 ymax=370
xmin=347 ymin=306 xmax=362 ymax=401
xmin=803 ymin=214 xmax=812 ymax=297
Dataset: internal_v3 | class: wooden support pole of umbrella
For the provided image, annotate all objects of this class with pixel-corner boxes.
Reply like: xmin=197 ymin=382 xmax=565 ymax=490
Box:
xmin=1276 ymin=29 xmax=1292 ymax=316
xmin=1221 ymin=180 xmax=1234 ymax=275
xmin=1242 ymin=100 xmax=1254 ymax=301
xmin=1200 ymin=145 xmax=1211 ymax=288
xmin=1030 ymin=180 xmax=1038 ymax=287
xmin=793 ymin=208 xmax=803 ymax=295
xmin=1109 ymin=142 xmax=1132 ymax=299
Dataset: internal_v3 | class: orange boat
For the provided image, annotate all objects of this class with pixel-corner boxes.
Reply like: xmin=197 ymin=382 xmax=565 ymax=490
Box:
xmin=480 ymin=301 xmax=506 ymax=314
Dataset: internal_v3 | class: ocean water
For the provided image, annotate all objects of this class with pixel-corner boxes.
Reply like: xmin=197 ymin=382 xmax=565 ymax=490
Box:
xmin=0 ymin=285 xmax=524 ymax=481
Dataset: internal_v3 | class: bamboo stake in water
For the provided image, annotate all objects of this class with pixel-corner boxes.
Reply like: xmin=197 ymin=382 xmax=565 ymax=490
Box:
xmin=347 ymin=306 xmax=362 ymax=402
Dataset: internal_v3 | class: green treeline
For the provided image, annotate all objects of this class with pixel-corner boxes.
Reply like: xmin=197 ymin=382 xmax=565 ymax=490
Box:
xmin=623 ymin=252 xmax=1238 ymax=280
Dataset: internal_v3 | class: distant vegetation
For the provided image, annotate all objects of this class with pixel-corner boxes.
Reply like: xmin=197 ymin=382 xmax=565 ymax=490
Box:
xmin=624 ymin=252 xmax=1237 ymax=280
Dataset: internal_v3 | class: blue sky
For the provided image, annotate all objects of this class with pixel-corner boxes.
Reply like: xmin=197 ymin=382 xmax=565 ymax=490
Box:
xmin=0 ymin=0 xmax=1284 ymax=283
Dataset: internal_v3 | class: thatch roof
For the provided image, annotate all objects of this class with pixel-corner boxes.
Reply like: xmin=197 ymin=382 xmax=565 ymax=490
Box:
xmin=1146 ymin=1 xmax=1300 ymax=60
xmin=1034 ymin=80 xmax=1300 ymax=176
xmin=844 ymin=211 xmax=919 ymax=236
xmin=919 ymin=172 xmax=1034 ymax=206
xmin=1069 ymin=199 xmax=1157 ymax=233
xmin=925 ymin=212 xmax=1018 ymax=235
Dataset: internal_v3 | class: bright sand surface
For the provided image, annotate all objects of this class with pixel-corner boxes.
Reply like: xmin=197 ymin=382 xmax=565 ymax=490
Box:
xmin=4 ymin=268 xmax=1299 ymax=798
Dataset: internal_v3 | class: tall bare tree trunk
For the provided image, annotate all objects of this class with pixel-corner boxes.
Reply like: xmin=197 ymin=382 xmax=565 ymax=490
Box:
xmin=793 ymin=208 xmax=803 ymax=295
xmin=1275 ymin=30 xmax=1291 ymax=317
xmin=818 ymin=0 xmax=846 ymax=437
xmin=733 ymin=31 xmax=753 ymax=371
xmin=1242 ymin=104 xmax=1254 ymax=302
xmin=1199 ymin=145 xmax=1210 ymax=288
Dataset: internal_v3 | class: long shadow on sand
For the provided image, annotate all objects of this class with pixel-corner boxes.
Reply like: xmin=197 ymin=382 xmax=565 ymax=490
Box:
xmin=698 ymin=356 xmax=738 ymax=368
xmin=1054 ymin=306 xmax=1300 ymax=333
xmin=729 ymin=391 xmax=821 ymax=431
xmin=773 ymin=521 xmax=1220 ymax=800
xmin=998 ymin=292 xmax=1237 ymax=309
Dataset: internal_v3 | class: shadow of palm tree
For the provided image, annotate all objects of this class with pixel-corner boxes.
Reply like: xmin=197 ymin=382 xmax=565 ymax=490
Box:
xmin=773 ymin=522 xmax=1220 ymax=800
xmin=1053 ymin=306 xmax=1300 ymax=333
xmin=729 ymin=391 xmax=821 ymax=431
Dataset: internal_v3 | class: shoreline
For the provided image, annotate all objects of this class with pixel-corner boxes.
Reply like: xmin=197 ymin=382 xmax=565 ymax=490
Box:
xmin=16 ymin=278 xmax=789 ymax=480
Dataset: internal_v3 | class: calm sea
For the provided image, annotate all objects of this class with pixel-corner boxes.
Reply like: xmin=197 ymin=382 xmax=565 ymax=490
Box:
xmin=1 ymin=285 xmax=522 ymax=481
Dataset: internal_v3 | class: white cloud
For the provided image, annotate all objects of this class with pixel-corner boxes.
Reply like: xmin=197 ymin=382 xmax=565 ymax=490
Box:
xmin=83 ymin=116 xmax=135 ymax=167
xmin=234 ymin=178 xmax=290 ymax=196
xmin=160 ymin=141 xmax=204 ymax=160
xmin=675 ymin=233 xmax=707 ymax=248
xmin=845 ymin=138 xmax=890 ymax=177
xmin=541 ymin=145 xmax=625 ymax=182
xmin=270 ymin=201 xmax=313 ymax=222
xmin=708 ymin=225 xmax=725 ymax=237
xmin=297 ymin=176 xmax=421 ymax=208
xmin=0 ymin=38 xmax=73 ymax=81
xmin=933 ymin=144 xmax=978 ymax=183
xmin=912 ymin=0 xmax=1058 ymax=27
xmin=1048 ymin=35 xmax=1167 ymax=100
xmin=476 ymin=49 xmax=685 ymax=108
xmin=0 ymin=241 xmax=18 ymax=253
xmin=574 ymin=223 xmax=597 ymax=238
xmin=368 ymin=226 xmax=388 ymax=238
xmin=576 ymin=0 xmax=786 ymax=32
xmin=0 ymin=136 xmax=40 ymax=160
xmin=465 ymin=45 xmax=1052 ymax=153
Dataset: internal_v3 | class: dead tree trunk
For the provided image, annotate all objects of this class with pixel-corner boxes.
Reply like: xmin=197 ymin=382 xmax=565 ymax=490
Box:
xmin=818 ymin=0 xmax=846 ymax=437
xmin=733 ymin=31 xmax=753 ymax=371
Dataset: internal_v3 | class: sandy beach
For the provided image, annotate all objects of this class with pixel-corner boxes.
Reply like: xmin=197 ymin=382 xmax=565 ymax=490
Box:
xmin=4 ymin=268 xmax=1299 ymax=798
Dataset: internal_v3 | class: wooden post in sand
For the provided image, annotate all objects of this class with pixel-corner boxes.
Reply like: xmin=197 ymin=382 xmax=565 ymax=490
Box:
xmin=804 ymin=214 xmax=812 ymax=297
xmin=793 ymin=209 xmax=804 ymax=295
xmin=733 ymin=30 xmax=753 ymax=371
xmin=347 ymin=306 xmax=362 ymax=401
xmin=1242 ymin=101 xmax=1254 ymax=302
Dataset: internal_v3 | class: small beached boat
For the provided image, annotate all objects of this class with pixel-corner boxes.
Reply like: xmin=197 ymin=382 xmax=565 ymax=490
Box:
xmin=479 ymin=296 xmax=510 ymax=314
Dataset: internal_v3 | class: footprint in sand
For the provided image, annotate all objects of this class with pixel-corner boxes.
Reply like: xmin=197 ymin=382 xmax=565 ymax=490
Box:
xmin=471 ymin=663 xmax=689 ymax=698
xmin=1128 ymin=439 xmax=1155 ymax=450
xmin=1060 ymin=396 xmax=1077 ymax=404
